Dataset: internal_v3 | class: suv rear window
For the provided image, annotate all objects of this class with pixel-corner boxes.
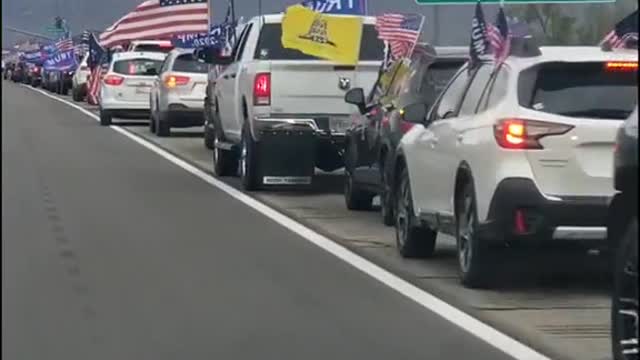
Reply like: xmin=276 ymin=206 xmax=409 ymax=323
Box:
xmin=519 ymin=61 xmax=638 ymax=120
xmin=254 ymin=23 xmax=384 ymax=61
xmin=172 ymin=54 xmax=208 ymax=73
xmin=132 ymin=44 xmax=174 ymax=53
xmin=113 ymin=59 xmax=163 ymax=76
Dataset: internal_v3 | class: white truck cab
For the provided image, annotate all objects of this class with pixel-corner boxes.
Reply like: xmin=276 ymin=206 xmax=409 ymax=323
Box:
xmin=205 ymin=13 xmax=385 ymax=190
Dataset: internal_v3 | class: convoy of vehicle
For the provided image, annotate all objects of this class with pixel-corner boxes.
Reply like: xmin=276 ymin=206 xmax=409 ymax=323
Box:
xmin=4 ymin=15 xmax=637 ymax=359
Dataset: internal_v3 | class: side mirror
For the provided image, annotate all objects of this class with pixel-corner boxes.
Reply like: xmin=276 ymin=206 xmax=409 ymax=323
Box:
xmin=344 ymin=87 xmax=366 ymax=114
xmin=197 ymin=47 xmax=233 ymax=65
xmin=400 ymin=103 xmax=428 ymax=124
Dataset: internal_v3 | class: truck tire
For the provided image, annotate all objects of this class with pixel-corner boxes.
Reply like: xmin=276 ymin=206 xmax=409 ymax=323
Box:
xmin=239 ymin=123 xmax=261 ymax=191
xmin=212 ymin=130 xmax=238 ymax=177
xmin=100 ymin=108 xmax=112 ymax=126
xmin=344 ymin=142 xmax=374 ymax=210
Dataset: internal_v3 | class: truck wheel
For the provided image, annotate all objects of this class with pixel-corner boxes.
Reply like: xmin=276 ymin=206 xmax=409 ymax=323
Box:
xmin=455 ymin=180 xmax=495 ymax=288
xmin=395 ymin=167 xmax=437 ymax=258
xmin=239 ymin=124 xmax=261 ymax=191
xmin=61 ymin=85 xmax=68 ymax=95
xmin=611 ymin=217 xmax=638 ymax=360
xmin=212 ymin=130 xmax=238 ymax=177
xmin=100 ymin=108 xmax=112 ymax=126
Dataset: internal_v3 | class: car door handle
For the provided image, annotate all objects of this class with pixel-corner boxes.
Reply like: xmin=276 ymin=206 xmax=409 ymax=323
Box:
xmin=229 ymin=73 xmax=236 ymax=79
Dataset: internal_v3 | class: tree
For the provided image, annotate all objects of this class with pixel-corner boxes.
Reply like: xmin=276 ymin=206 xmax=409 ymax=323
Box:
xmin=510 ymin=4 xmax=579 ymax=45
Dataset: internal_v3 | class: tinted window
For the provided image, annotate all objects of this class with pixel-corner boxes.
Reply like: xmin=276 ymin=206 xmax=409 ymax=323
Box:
xmin=133 ymin=44 xmax=174 ymax=53
xmin=113 ymin=59 xmax=163 ymax=75
xmin=417 ymin=60 xmax=465 ymax=106
xmin=434 ymin=67 xmax=470 ymax=119
xmin=254 ymin=23 xmax=384 ymax=61
xmin=519 ymin=62 xmax=638 ymax=120
xmin=172 ymin=54 xmax=208 ymax=73
xmin=459 ymin=64 xmax=493 ymax=116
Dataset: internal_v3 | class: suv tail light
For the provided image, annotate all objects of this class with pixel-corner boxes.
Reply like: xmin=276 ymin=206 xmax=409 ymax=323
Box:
xmin=164 ymin=74 xmax=190 ymax=88
xmin=253 ymin=73 xmax=271 ymax=106
xmin=103 ymin=74 xmax=124 ymax=86
xmin=493 ymin=118 xmax=574 ymax=150
xmin=605 ymin=61 xmax=638 ymax=72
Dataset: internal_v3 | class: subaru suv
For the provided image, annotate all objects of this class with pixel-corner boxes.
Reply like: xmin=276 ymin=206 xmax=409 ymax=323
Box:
xmin=392 ymin=40 xmax=638 ymax=287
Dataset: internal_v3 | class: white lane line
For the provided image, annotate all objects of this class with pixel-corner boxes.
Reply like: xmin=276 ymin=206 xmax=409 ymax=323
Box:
xmin=22 ymin=84 xmax=551 ymax=360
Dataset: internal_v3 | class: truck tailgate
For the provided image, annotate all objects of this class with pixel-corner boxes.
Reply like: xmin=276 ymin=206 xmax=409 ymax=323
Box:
xmin=268 ymin=60 xmax=380 ymax=114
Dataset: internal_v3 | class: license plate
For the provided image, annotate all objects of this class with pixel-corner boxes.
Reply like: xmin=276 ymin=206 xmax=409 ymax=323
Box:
xmin=263 ymin=176 xmax=312 ymax=185
xmin=135 ymin=87 xmax=150 ymax=94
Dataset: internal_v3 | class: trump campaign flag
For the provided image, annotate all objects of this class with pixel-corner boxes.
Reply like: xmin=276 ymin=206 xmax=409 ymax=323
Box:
xmin=301 ymin=0 xmax=367 ymax=15
xmin=469 ymin=1 xmax=489 ymax=68
xmin=281 ymin=4 xmax=363 ymax=65
xmin=43 ymin=50 xmax=77 ymax=71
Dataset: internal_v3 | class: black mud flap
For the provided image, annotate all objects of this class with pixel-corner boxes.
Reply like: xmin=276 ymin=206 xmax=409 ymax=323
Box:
xmin=256 ymin=128 xmax=317 ymax=187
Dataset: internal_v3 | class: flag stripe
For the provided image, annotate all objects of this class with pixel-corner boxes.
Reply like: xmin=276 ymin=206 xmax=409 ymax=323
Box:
xmin=100 ymin=0 xmax=208 ymax=48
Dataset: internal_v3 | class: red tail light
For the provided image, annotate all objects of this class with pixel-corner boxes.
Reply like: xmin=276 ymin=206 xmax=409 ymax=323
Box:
xmin=164 ymin=74 xmax=190 ymax=88
xmin=493 ymin=118 xmax=573 ymax=150
xmin=605 ymin=61 xmax=638 ymax=72
xmin=253 ymin=73 xmax=271 ymax=106
xmin=103 ymin=74 xmax=124 ymax=86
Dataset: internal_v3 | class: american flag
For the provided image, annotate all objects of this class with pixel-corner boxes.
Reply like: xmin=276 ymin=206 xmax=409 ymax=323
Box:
xmin=601 ymin=10 xmax=638 ymax=49
xmin=486 ymin=7 xmax=510 ymax=65
xmin=375 ymin=13 xmax=424 ymax=59
xmin=99 ymin=0 xmax=209 ymax=49
xmin=56 ymin=38 xmax=74 ymax=53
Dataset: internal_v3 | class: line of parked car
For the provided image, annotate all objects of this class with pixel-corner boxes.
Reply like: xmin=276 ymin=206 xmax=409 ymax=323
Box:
xmin=3 ymin=14 xmax=637 ymax=359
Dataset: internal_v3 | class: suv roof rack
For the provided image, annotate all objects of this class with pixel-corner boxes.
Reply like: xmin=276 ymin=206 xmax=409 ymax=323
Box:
xmin=509 ymin=36 xmax=542 ymax=58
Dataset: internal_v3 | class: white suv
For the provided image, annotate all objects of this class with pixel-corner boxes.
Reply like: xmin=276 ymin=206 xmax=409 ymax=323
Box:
xmin=99 ymin=51 xmax=167 ymax=126
xmin=149 ymin=48 xmax=208 ymax=137
xmin=392 ymin=41 xmax=638 ymax=287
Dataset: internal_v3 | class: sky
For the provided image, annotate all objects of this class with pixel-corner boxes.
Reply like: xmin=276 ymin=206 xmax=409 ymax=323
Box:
xmin=2 ymin=0 xmax=496 ymax=47
xmin=1 ymin=0 xmax=633 ymax=48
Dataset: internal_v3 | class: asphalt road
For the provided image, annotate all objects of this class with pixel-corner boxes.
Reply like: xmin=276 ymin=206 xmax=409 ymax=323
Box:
xmin=0 ymin=83 xmax=527 ymax=359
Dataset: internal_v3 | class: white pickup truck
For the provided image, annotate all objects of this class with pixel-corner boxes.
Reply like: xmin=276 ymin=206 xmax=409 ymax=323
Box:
xmin=204 ymin=14 xmax=384 ymax=190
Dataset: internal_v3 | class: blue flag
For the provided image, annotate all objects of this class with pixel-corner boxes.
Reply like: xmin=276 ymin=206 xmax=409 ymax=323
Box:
xmin=172 ymin=22 xmax=235 ymax=49
xmin=301 ymin=0 xmax=367 ymax=15
xmin=88 ymin=33 xmax=105 ymax=69
xmin=43 ymin=49 xmax=77 ymax=71
xmin=469 ymin=1 xmax=489 ymax=68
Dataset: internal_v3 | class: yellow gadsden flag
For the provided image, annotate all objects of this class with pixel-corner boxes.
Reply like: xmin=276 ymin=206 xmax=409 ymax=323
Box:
xmin=281 ymin=5 xmax=363 ymax=65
